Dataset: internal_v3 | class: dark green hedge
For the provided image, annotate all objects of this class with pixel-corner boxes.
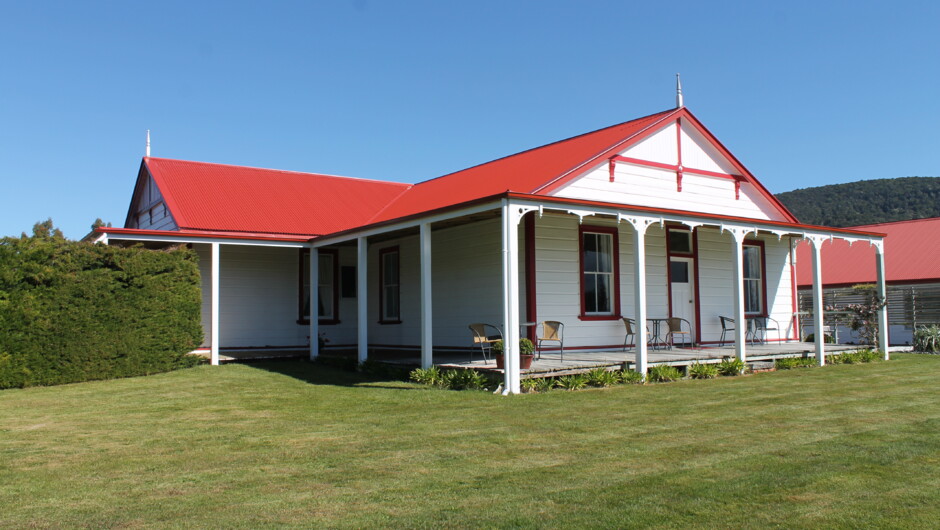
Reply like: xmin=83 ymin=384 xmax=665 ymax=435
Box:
xmin=0 ymin=232 xmax=203 ymax=389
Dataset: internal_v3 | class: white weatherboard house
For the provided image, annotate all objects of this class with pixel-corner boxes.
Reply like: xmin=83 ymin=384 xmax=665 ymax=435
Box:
xmin=95 ymin=103 xmax=889 ymax=394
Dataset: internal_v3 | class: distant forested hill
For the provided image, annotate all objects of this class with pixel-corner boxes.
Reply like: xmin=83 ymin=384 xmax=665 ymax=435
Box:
xmin=775 ymin=177 xmax=940 ymax=227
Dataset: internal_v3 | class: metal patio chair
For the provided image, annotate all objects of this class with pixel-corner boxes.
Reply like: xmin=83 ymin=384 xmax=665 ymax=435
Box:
xmin=751 ymin=316 xmax=781 ymax=344
xmin=536 ymin=321 xmax=565 ymax=362
xmin=664 ymin=317 xmax=693 ymax=348
xmin=621 ymin=318 xmax=652 ymax=351
xmin=719 ymin=316 xmax=735 ymax=346
xmin=468 ymin=323 xmax=502 ymax=363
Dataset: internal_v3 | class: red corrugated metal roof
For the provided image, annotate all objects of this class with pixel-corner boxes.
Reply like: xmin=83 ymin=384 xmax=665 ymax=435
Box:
xmin=144 ymin=158 xmax=411 ymax=237
xmin=796 ymin=217 xmax=940 ymax=287
xmin=367 ymin=108 xmax=681 ymax=224
xmin=135 ymin=107 xmax=801 ymax=239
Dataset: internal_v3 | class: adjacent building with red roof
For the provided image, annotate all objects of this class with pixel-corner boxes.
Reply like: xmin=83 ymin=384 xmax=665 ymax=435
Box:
xmin=796 ymin=217 xmax=940 ymax=345
xmin=95 ymin=105 xmax=888 ymax=393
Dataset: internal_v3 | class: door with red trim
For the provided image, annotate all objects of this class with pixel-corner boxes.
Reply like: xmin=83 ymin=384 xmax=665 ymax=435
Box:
xmin=669 ymin=257 xmax=696 ymax=342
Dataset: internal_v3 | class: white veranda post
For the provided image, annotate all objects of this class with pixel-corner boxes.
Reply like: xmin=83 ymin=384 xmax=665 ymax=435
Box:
xmin=420 ymin=222 xmax=433 ymax=369
xmin=501 ymin=200 xmax=521 ymax=395
xmin=500 ymin=201 xmax=537 ymax=395
xmin=309 ymin=245 xmax=319 ymax=360
xmin=622 ymin=215 xmax=657 ymax=377
xmin=357 ymin=237 xmax=368 ymax=364
xmin=875 ymin=241 xmax=889 ymax=359
xmin=726 ymin=227 xmax=751 ymax=364
xmin=210 ymin=242 xmax=220 ymax=366
xmin=809 ymin=235 xmax=827 ymax=366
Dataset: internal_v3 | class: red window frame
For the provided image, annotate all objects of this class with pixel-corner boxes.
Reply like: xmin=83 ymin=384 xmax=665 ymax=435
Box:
xmin=378 ymin=246 xmax=401 ymax=324
xmin=578 ymin=225 xmax=621 ymax=320
xmin=743 ymin=239 xmax=768 ymax=317
xmin=298 ymin=248 xmax=339 ymax=325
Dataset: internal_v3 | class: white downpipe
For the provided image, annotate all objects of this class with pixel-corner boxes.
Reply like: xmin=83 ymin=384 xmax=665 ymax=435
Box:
xmin=632 ymin=227 xmax=648 ymax=376
xmin=210 ymin=242 xmax=220 ymax=366
xmin=420 ymin=223 xmax=433 ymax=369
xmin=309 ymin=246 xmax=319 ymax=360
xmin=501 ymin=200 xmax=521 ymax=395
xmin=731 ymin=237 xmax=747 ymax=363
xmin=811 ymin=240 xmax=826 ymax=365
xmin=875 ymin=244 xmax=889 ymax=359
xmin=357 ymin=237 xmax=368 ymax=364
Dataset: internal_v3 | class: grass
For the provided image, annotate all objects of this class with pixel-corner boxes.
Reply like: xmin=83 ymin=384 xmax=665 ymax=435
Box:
xmin=1 ymin=355 xmax=939 ymax=528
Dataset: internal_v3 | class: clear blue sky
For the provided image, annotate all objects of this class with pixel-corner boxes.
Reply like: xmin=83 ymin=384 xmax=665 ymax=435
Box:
xmin=1 ymin=0 xmax=937 ymax=239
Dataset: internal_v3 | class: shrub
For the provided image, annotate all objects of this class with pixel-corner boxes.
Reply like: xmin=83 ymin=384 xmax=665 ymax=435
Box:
xmin=519 ymin=338 xmax=534 ymax=355
xmin=913 ymin=325 xmax=940 ymax=353
xmin=688 ymin=362 xmax=718 ymax=379
xmin=0 ymin=224 xmax=203 ymax=389
xmin=619 ymin=369 xmax=644 ymax=384
xmin=776 ymin=356 xmax=820 ymax=369
xmin=440 ymin=369 xmax=487 ymax=391
xmin=775 ymin=357 xmax=800 ymax=370
xmin=556 ymin=374 xmax=588 ymax=390
xmin=829 ymin=352 xmax=863 ymax=365
xmin=856 ymin=349 xmax=882 ymax=362
xmin=717 ymin=357 xmax=746 ymax=376
xmin=520 ymin=377 xmax=539 ymax=392
xmin=647 ymin=365 xmax=683 ymax=383
xmin=534 ymin=377 xmax=556 ymax=392
xmin=409 ymin=366 xmax=442 ymax=386
xmin=586 ymin=367 xmax=619 ymax=387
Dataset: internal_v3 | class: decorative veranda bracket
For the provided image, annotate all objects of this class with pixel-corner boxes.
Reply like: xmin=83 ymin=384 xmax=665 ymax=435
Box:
xmin=670 ymin=219 xmax=703 ymax=231
xmin=618 ymin=214 xmax=663 ymax=234
xmin=567 ymin=209 xmax=599 ymax=224
xmin=721 ymin=224 xmax=758 ymax=243
xmin=766 ymin=229 xmax=790 ymax=241
xmin=802 ymin=233 xmax=832 ymax=250
xmin=508 ymin=204 xmax=541 ymax=226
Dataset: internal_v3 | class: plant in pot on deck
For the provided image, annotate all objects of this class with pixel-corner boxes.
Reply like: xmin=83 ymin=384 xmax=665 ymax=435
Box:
xmin=493 ymin=338 xmax=536 ymax=369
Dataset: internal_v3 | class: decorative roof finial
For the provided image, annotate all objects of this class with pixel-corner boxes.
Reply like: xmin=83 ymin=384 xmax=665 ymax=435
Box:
xmin=676 ymin=73 xmax=684 ymax=108
xmin=145 ymin=130 xmax=151 ymax=157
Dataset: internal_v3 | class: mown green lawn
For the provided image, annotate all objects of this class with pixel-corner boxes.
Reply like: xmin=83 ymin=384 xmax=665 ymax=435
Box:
xmin=1 ymin=354 xmax=938 ymax=528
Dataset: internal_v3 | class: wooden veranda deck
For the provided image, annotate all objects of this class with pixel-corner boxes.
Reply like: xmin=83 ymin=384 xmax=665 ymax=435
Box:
xmin=205 ymin=343 xmax=868 ymax=379
xmin=433 ymin=343 xmax=863 ymax=378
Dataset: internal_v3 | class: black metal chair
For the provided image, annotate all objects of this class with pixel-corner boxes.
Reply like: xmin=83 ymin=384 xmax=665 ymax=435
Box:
xmin=719 ymin=316 xmax=735 ymax=346
xmin=751 ymin=317 xmax=781 ymax=344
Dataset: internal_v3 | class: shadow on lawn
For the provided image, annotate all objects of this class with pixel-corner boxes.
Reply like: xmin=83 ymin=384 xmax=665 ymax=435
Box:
xmin=242 ymin=359 xmax=424 ymax=390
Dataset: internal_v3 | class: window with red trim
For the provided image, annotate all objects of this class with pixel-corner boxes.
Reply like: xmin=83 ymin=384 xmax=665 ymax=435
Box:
xmin=743 ymin=242 xmax=766 ymax=315
xmin=579 ymin=226 xmax=620 ymax=319
xmin=379 ymin=247 xmax=400 ymax=323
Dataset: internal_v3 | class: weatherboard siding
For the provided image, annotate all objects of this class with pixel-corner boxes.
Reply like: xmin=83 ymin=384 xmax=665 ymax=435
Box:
xmin=550 ymin=121 xmax=788 ymax=222
xmin=553 ymin=163 xmax=783 ymax=221
xmin=533 ymin=213 xmax=669 ymax=349
xmin=194 ymin=244 xmax=307 ymax=349
xmin=186 ymin=215 xmax=798 ymax=353
xmin=366 ymin=217 xmax=512 ymax=349
xmin=694 ymin=230 xmax=796 ymax=343
xmin=133 ymin=173 xmax=178 ymax=230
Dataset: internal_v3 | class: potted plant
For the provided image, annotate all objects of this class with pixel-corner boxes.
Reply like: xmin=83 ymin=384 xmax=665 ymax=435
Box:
xmin=493 ymin=338 xmax=536 ymax=369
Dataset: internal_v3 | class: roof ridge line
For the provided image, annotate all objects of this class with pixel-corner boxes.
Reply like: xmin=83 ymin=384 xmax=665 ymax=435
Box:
xmin=406 ymin=108 xmax=679 ymax=189
xmin=530 ymin=108 xmax=681 ymax=194
xmin=364 ymin=184 xmax=417 ymax=224
xmin=145 ymin=157 xmax=411 ymax=187
xmin=850 ymin=216 xmax=940 ymax=228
